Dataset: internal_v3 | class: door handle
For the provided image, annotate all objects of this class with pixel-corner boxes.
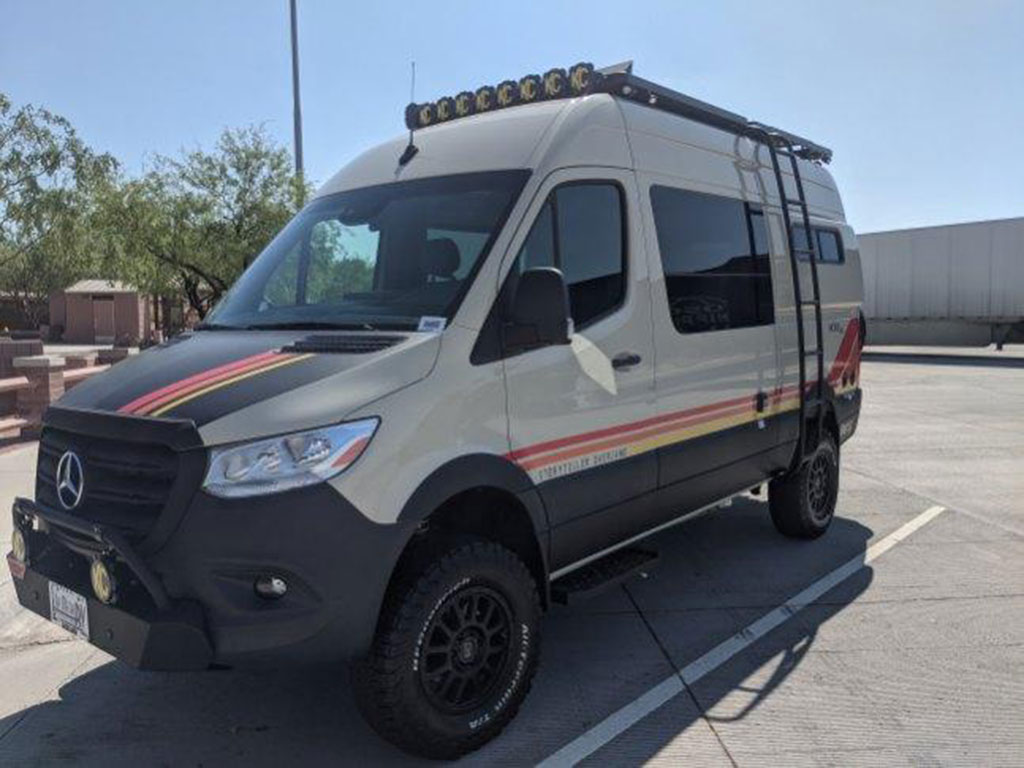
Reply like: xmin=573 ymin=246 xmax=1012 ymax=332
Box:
xmin=612 ymin=352 xmax=642 ymax=370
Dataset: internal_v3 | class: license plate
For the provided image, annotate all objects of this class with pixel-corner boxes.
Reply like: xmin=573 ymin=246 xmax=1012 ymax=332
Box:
xmin=48 ymin=581 xmax=90 ymax=640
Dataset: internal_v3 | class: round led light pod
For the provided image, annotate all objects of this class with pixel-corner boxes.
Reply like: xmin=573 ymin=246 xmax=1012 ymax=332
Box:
xmin=542 ymin=67 xmax=568 ymax=99
xmin=568 ymin=61 xmax=596 ymax=94
xmin=454 ymin=90 xmax=475 ymax=117
xmin=495 ymin=79 xmax=518 ymax=108
xmin=435 ymin=96 xmax=455 ymax=122
xmin=474 ymin=86 xmax=495 ymax=113
xmin=417 ymin=102 xmax=437 ymax=127
xmin=11 ymin=527 xmax=27 ymax=563
xmin=90 ymin=558 xmax=117 ymax=605
xmin=518 ymin=74 xmax=541 ymax=103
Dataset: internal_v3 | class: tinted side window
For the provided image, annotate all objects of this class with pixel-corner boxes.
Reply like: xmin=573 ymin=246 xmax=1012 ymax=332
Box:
xmin=555 ymin=185 xmax=624 ymax=327
xmin=516 ymin=202 xmax=556 ymax=272
xmin=649 ymin=186 xmax=773 ymax=334
xmin=512 ymin=183 xmax=625 ymax=328
xmin=793 ymin=225 xmax=844 ymax=264
xmin=815 ymin=229 xmax=843 ymax=263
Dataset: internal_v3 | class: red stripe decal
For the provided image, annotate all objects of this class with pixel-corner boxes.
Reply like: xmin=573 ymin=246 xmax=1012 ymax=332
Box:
xmin=827 ymin=316 xmax=861 ymax=384
xmin=516 ymin=399 xmax=760 ymax=471
xmin=508 ymin=383 xmax=804 ymax=463
xmin=118 ymin=350 xmax=281 ymax=414
xmin=506 ymin=391 xmax=763 ymax=462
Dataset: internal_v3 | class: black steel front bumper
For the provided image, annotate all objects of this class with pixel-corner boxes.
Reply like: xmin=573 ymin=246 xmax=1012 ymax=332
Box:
xmin=9 ymin=497 xmax=212 ymax=670
xmin=9 ymin=555 xmax=212 ymax=670
xmin=9 ymin=481 xmax=417 ymax=670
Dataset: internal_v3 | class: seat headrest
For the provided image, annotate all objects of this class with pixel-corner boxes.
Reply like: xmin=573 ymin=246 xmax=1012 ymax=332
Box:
xmin=421 ymin=238 xmax=460 ymax=279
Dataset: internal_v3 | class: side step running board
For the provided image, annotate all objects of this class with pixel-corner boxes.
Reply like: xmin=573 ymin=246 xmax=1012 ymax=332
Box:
xmin=550 ymin=547 xmax=659 ymax=605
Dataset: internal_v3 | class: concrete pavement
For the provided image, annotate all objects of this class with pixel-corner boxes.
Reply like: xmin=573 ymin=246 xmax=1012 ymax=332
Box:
xmin=0 ymin=350 xmax=1022 ymax=766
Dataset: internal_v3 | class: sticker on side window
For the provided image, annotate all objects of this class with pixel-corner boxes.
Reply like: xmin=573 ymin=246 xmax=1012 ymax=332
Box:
xmin=417 ymin=316 xmax=447 ymax=333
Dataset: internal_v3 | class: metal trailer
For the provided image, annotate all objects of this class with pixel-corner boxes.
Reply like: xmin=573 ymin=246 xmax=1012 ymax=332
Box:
xmin=859 ymin=217 xmax=1024 ymax=347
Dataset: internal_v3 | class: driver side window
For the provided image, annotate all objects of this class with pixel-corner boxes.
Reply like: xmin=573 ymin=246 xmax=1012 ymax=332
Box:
xmin=511 ymin=182 xmax=625 ymax=328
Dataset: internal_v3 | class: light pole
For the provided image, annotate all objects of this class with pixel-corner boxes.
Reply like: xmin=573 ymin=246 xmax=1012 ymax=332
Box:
xmin=289 ymin=0 xmax=305 ymax=203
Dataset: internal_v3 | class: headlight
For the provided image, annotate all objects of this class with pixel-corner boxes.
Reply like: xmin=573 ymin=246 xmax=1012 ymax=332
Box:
xmin=203 ymin=418 xmax=379 ymax=498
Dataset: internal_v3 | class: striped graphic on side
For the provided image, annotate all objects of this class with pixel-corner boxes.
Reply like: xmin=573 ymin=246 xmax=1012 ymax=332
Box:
xmin=510 ymin=312 xmax=863 ymax=480
xmin=513 ymin=387 xmax=802 ymax=478
xmin=119 ymin=350 xmax=314 ymax=417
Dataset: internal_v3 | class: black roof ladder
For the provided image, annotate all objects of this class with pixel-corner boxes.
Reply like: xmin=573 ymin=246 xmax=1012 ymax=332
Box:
xmin=754 ymin=127 xmax=826 ymax=467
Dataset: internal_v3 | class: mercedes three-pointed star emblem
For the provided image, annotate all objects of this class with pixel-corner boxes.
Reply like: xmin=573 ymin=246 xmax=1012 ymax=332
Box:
xmin=55 ymin=451 xmax=85 ymax=510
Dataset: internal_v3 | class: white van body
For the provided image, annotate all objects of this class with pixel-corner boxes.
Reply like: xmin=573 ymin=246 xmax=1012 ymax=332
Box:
xmin=201 ymin=91 xmax=863 ymax=570
xmin=11 ymin=67 xmax=864 ymax=759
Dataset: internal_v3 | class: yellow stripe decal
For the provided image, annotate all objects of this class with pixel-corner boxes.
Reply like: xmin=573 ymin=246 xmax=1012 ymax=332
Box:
xmin=149 ymin=353 xmax=315 ymax=417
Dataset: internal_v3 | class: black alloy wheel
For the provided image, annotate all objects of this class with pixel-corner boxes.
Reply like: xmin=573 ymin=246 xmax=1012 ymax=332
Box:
xmin=769 ymin=432 xmax=840 ymax=539
xmin=355 ymin=539 xmax=540 ymax=760
xmin=419 ymin=585 xmax=513 ymax=714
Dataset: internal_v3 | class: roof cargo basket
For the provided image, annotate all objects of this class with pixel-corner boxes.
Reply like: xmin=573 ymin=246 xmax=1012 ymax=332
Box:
xmin=403 ymin=59 xmax=832 ymax=164
xmin=590 ymin=60 xmax=832 ymax=164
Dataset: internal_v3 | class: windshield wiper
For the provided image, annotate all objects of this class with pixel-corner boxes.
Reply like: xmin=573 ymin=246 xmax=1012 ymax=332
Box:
xmin=194 ymin=322 xmax=244 ymax=331
xmin=242 ymin=321 xmax=396 ymax=331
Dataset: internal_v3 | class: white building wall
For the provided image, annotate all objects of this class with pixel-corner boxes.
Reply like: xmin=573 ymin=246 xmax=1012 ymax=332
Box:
xmin=859 ymin=217 xmax=1024 ymax=346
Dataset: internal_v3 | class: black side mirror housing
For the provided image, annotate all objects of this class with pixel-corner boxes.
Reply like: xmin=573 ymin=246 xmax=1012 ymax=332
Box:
xmin=504 ymin=267 xmax=573 ymax=351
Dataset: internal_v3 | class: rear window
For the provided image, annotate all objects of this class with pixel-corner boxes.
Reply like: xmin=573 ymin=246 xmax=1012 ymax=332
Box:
xmin=793 ymin=226 xmax=845 ymax=264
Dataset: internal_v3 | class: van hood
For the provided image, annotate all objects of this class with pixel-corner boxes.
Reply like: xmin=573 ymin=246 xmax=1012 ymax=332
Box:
xmin=54 ymin=330 xmax=441 ymax=445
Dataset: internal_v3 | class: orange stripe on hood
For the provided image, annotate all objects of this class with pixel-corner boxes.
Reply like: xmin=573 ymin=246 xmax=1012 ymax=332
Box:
xmin=118 ymin=350 xmax=282 ymax=415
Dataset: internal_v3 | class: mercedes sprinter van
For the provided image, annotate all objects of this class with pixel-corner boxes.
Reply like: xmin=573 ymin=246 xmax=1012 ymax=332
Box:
xmin=8 ymin=61 xmax=864 ymax=758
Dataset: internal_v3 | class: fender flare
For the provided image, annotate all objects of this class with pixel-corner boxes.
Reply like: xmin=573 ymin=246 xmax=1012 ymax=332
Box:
xmin=397 ymin=452 xmax=549 ymax=553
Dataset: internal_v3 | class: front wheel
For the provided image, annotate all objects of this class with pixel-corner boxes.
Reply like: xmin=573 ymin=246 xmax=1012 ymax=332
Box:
xmin=355 ymin=539 xmax=541 ymax=760
xmin=769 ymin=432 xmax=839 ymax=538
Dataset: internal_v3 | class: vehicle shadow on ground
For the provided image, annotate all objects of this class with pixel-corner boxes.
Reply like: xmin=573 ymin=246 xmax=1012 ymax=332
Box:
xmin=0 ymin=498 xmax=873 ymax=766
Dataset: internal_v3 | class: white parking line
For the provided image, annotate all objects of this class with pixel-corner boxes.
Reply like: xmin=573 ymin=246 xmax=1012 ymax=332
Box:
xmin=538 ymin=505 xmax=947 ymax=767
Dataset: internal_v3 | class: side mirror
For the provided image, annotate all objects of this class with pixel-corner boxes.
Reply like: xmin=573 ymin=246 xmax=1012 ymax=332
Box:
xmin=504 ymin=267 xmax=573 ymax=351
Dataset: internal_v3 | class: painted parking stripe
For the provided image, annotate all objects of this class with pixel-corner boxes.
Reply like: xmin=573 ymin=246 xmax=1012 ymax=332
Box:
xmin=537 ymin=505 xmax=947 ymax=768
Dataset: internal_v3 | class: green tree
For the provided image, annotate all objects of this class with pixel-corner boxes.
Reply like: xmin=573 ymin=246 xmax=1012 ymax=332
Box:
xmin=0 ymin=93 xmax=117 ymax=325
xmin=103 ymin=126 xmax=308 ymax=319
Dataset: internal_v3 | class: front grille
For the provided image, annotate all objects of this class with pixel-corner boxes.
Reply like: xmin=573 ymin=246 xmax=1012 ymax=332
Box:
xmin=36 ymin=426 xmax=179 ymax=541
xmin=281 ymin=334 xmax=406 ymax=354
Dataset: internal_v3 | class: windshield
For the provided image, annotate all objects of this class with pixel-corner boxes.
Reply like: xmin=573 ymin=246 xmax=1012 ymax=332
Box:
xmin=204 ymin=170 xmax=529 ymax=331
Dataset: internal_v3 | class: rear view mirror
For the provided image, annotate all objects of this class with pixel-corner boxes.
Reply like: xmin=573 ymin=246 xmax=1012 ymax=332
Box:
xmin=504 ymin=267 xmax=573 ymax=351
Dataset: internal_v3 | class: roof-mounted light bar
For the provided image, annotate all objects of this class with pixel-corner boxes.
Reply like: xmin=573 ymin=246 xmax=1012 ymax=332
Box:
xmin=405 ymin=62 xmax=598 ymax=130
xmin=403 ymin=60 xmax=833 ymax=164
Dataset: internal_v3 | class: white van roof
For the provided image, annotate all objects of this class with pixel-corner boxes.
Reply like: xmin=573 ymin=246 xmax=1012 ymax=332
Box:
xmin=315 ymin=94 xmax=631 ymax=197
xmin=315 ymin=64 xmax=844 ymax=221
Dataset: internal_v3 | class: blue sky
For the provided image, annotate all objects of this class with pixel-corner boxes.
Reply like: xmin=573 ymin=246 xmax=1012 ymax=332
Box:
xmin=3 ymin=0 xmax=1022 ymax=233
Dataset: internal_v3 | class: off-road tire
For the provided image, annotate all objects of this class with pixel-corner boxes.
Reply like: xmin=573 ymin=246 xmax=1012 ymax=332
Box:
xmin=769 ymin=433 xmax=839 ymax=539
xmin=355 ymin=539 xmax=541 ymax=760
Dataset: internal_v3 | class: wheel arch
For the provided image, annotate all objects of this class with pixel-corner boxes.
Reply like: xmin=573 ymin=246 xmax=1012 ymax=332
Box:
xmin=387 ymin=454 xmax=551 ymax=610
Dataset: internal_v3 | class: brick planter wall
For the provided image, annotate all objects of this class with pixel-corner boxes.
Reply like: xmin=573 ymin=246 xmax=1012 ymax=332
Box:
xmin=0 ymin=339 xmax=45 ymax=378
xmin=12 ymin=355 xmax=66 ymax=427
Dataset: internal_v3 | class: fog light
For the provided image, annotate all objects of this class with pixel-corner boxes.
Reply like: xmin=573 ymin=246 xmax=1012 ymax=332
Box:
xmin=90 ymin=559 xmax=117 ymax=604
xmin=11 ymin=528 xmax=27 ymax=563
xmin=254 ymin=575 xmax=288 ymax=600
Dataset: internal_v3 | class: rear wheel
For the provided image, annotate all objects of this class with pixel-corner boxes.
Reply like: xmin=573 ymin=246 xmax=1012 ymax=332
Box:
xmin=769 ymin=432 xmax=839 ymax=538
xmin=356 ymin=539 xmax=540 ymax=760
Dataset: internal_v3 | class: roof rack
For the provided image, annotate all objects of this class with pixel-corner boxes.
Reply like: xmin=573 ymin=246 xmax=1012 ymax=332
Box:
xmin=592 ymin=61 xmax=832 ymax=164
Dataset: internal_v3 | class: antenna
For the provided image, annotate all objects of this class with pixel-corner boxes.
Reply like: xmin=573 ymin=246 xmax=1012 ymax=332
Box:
xmin=399 ymin=60 xmax=419 ymax=166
